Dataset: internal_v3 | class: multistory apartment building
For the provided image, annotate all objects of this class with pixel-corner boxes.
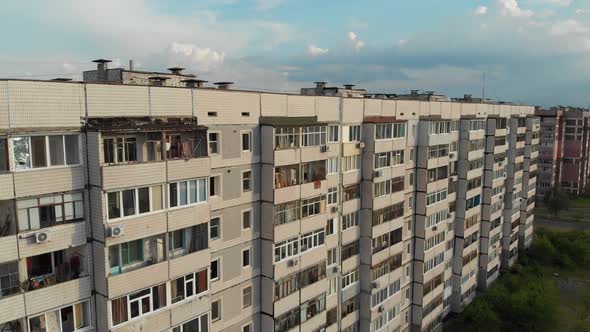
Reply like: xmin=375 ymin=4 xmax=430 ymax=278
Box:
xmin=535 ymin=107 xmax=590 ymax=197
xmin=0 ymin=62 xmax=537 ymax=332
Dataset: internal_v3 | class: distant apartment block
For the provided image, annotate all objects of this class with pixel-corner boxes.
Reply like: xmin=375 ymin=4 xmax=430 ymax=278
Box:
xmin=0 ymin=60 xmax=538 ymax=332
xmin=535 ymin=107 xmax=590 ymax=197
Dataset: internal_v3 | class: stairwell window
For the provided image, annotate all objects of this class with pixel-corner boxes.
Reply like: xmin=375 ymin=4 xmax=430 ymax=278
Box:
xmin=208 ymin=132 xmax=220 ymax=155
xmin=242 ymin=170 xmax=252 ymax=192
xmin=242 ymin=131 xmax=252 ymax=152
xmin=0 ymin=138 xmax=7 ymax=172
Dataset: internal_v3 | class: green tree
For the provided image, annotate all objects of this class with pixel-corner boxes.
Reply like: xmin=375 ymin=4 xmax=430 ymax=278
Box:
xmin=546 ymin=186 xmax=571 ymax=216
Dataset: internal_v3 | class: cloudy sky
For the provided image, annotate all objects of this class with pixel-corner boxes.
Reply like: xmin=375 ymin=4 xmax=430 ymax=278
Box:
xmin=1 ymin=0 xmax=589 ymax=107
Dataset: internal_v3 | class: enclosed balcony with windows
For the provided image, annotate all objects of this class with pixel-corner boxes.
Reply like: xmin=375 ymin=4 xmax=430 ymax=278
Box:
xmin=16 ymin=192 xmax=84 ymax=233
xmin=11 ymin=134 xmax=81 ymax=171
xmin=88 ymin=118 xmax=208 ymax=166
xmin=24 ymin=245 xmax=87 ymax=291
xmin=108 ymin=235 xmax=166 ymax=276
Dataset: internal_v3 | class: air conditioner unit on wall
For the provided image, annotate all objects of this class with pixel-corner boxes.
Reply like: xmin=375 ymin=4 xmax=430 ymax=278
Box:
xmin=287 ymin=259 xmax=298 ymax=267
xmin=320 ymin=145 xmax=329 ymax=152
xmin=449 ymin=153 xmax=455 ymax=158
xmin=109 ymin=225 xmax=125 ymax=237
xmin=332 ymin=266 xmax=339 ymax=274
xmin=331 ymin=206 xmax=339 ymax=213
xmin=35 ymin=231 xmax=50 ymax=244
xmin=372 ymin=282 xmax=379 ymax=289
xmin=374 ymin=170 xmax=383 ymax=178
xmin=357 ymin=142 xmax=365 ymax=149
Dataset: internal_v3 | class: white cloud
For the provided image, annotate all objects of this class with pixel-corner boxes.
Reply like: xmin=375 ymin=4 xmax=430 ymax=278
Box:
xmin=306 ymin=44 xmax=329 ymax=56
xmin=62 ymin=62 xmax=77 ymax=72
xmin=576 ymin=9 xmax=589 ymax=15
xmin=168 ymin=42 xmax=225 ymax=72
xmin=397 ymin=39 xmax=409 ymax=47
xmin=550 ymin=19 xmax=589 ymax=36
xmin=348 ymin=31 xmax=365 ymax=50
xmin=545 ymin=0 xmax=572 ymax=6
xmin=498 ymin=0 xmax=534 ymax=18
xmin=256 ymin=0 xmax=286 ymax=11
xmin=475 ymin=6 xmax=488 ymax=16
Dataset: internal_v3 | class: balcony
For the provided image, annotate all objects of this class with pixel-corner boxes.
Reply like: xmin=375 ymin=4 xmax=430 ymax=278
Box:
xmin=23 ymin=245 xmax=88 ymax=293
xmin=108 ymin=233 xmax=167 ymax=277
xmin=25 ymin=276 xmax=91 ymax=316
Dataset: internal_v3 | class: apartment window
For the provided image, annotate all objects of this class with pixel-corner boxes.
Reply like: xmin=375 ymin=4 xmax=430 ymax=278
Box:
xmin=426 ymin=209 xmax=449 ymax=228
xmin=300 ymin=262 xmax=327 ymax=288
xmin=169 ymin=178 xmax=207 ymax=208
xmin=468 ymin=139 xmax=485 ymax=151
xmin=327 ymin=157 xmax=339 ymax=174
xmin=167 ymin=224 xmax=209 ymax=259
xmin=171 ymin=313 xmax=209 ymax=332
xmin=327 ymin=277 xmax=338 ymax=296
xmin=242 ymin=286 xmax=252 ymax=308
xmin=302 ymin=126 xmax=327 ymax=146
xmin=426 ymin=189 xmax=447 ymax=206
xmin=372 ymin=279 xmax=401 ymax=307
xmin=300 ymin=229 xmax=325 ymax=253
xmin=275 ymin=272 xmax=299 ymax=301
xmin=13 ymin=135 xmax=80 ymax=170
xmin=469 ymin=119 xmax=485 ymax=131
xmin=103 ymin=136 xmax=136 ymax=164
xmin=30 ymin=300 xmax=91 ymax=332
xmin=327 ymin=187 xmax=338 ymax=205
xmin=429 ymin=121 xmax=450 ymax=134
xmin=372 ymin=303 xmax=401 ymax=331
xmin=275 ymin=237 xmax=299 ymax=262
xmin=275 ymin=127 xmax=299 ymax=150
xmin=326 ymin=218 xmax=335 ymax=235
xmin=301 ymin=196 xmax=325 ymax=218
xmin=428 ymin=144 xmax=449 ymax=159
xmin=242 ymin=171 xmax=252 ymax=192
xmin=468 ymin=158 xmax=484 ymax=170
xmin=466 ymin=195 xmax=481 ymax=210
xmin=209 ymin=175 xmax=220 ymax=197
xmin=301 ymin=294 xmax=326 ymax=323
xmin=274 ymin=200 xmax=300 ymax=225
xmin=425 ymin=232 xmax=446 ymax=251
xmin=169 ymin=229 xmax=186 ymax=252
xmin=372 ymin=202 xmax=404 ymax=226
xmin=171 ymin=269 xmax=208 ymax=304
xmin=342 ymin=154 xmax=361 ymax=172
xmin=208 ymin=132 xmax=220 ymax=154
xmin=210 ymin=217 xmax=220 ymax=240
xmin=342 ymin=212 xmax=359 ymax=230
xmin=242 ymin=210 xmax=252 ymax=230
xmin=242 ymin=248 xmax=251 ymax=267
xmin=243 ymin=323 xmax=252 ymax=332
xmin=17 ymin=192 xmax=84 ymax=231
xmin=111 ymin=283 xmax=167 ymax=326
xmin=374 ymin=179 xmax=391 ymax=197
xmin=343 ymin=183 xmax=360 ymax=201
xmin=0 ymin=138 xmax=7 ymax=171
xmin=328 ymin=125 xmax=339 ymax=142
xmin=327 ymin=248 xmax=337 ymax=266
xmin=342 ymin=296 xmax=359 ymax=318
xmin=210 ymin=259 xmax=220 ymax=281
xmin=374 ymin=150 xmax=404 ymax=169
xmin=109 ymin=235 xmax=166 ymax=275
xmin=242 ymin=132 xmax=252 ymax=152
xmin=212 ymin=299 xmax=221 ymax=321
xmin=375 ymin=123 xmax=406 ymax=139
xmin=0 ymin=262 xmax=19 ymax=297
xmin=424 ymin=252 xmax=445 ymax=272
xmin=427 ymin=166 xmax=448 ymax=183
xmin=348 ymin=125 xmax=361 ymax=142
xmin=275 ymin=307 xmax=299 ymax=332
xmin=342 ymin=241 xmax=359 ymax=260
xmin=372 ymin=254 xmax=402 ymax=281
xmin=341 ymin=269 xmax=359 ymax=289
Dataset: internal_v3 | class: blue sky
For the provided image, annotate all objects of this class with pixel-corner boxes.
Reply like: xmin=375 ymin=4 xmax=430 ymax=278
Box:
xmin=1 ymin=0 xmax=589 ymax=107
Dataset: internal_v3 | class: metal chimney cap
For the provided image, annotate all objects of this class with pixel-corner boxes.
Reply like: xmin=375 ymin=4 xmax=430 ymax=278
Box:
xmin=343 ymin=84 xmax=356 ymax=89
xmin=92 ymin=59 xmax=112 ymax=63
xmin=167 ymin=67 xmax=185 ymax=74
xmin=214 ymin=81 xmax=234 ymax=85
xmin=51 ymin=78 xmax=73 ymax=82
xmin=182 ymin=79 xmax=208 ymax=83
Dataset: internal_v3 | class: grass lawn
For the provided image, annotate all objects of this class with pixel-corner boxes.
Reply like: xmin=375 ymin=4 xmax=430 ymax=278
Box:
xmin=554 ymin=269 xmax=590 ymax=331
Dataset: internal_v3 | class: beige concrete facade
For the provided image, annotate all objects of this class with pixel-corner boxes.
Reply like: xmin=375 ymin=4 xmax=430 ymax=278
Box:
xmin=0 ymin=76 xmax=537 ymax=332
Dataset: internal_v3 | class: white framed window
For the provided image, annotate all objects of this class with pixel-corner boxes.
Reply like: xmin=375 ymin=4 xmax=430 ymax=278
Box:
xmin=423 ymin=252 xmax=445 ymax=272
xmin=208 ymin=132 xmax=220 ymax=155
xmin=426 ymin=209 xmax=449 ymax=228
xmin=242 ymin=322 xmax=252 ymax=332
xmin=274 ymin=237 xmax=299 ymax=262
xmin=429 ymin=121 xmax=450 ymax=135
xmin=210 ymin=217 xmax=221 ymax=240
xmin=327 ymin=157 xmax=339 ymax=174
xmin=341 ymin=269 xmax=359 ymax=289
xmin=169 ymin=178 xmax=207 ymax=208
xmin=426 ymin=189 xmax=448 ymax=206
xmin=242 ymin=131 xmax=252 ymax=152
xmin=327 ymin=247 xmax=337 ymax=266
xmin=170 ymin=269 xmax=209 ymax=304
xmin=327 ymin=277 xmax=338 ymax=296
xmin=242 ymin=248 xmax=251 ymax=268
xmin=242 ymin=209 xmax=252 ymax=230
xmin=342 ymin=154 xmax=361 ymax=172
xmin=242 ymin=286 xmax=253 ymax=308
xmin=210 ymin=258 xmax=220 ymax=281
xmin=275 ymin=127 xmax=300 ymax=150
xmin=326 ymin=218 xmax=336 ymax=235
xmin=110 ymin=283 xmax=168 ymax=326
xmin=348 ymin=125 xmax=361 ymax=142
xmin=13 ymin=134 xmax=81 ymax=170
xmin=170 ymin=313 xmax=209 ymax=332
xmin=107 ymin=185 xmax=164 ymax=220
xmin=327 ymin=187 xmax=338 ymax=205
xmin=300 ymin=229 xmax=325 ymax=253
xmin=342 ymin=212 xmax=359 ymax=230
xmin=301 ymin=196 xmax=325 ymax=218
xmin=302 ymin=126 xmax=327 ymax=146
xmin=242 ymin=170 xmax=252 ymax=192
xmin=212 ymin=299 xmax=221 ymax=321
xmin=375 ymin=123 xmax=406 ymax=140
xmin=374 ymin=179 xmax=391 ymax=197
xmin=328 ymin=125 xmax=339 ymax=143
